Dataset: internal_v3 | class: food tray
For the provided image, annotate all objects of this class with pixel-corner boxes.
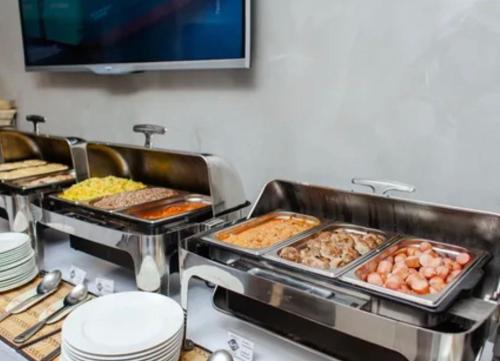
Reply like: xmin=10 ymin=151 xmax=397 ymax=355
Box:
xmin=0 ymin=167 xmax=70 ymax=185
xmin=202 ymin=211 xmax=322 ymax=257
xmin=340 ymin=238 xmax=490 ymax=311
xmin=116 ymin=194 xmax=213 ymax=225
xmin=0 ymin=164 xmax=69 ymax=183
xmin=0 ymin=159 xmax=46 ymax=173
xmin=48 ymin=189 xmax=210 ymax=227
xmin=49 ymin=186 xmax=184 ymax=215
xmin=264 ymin=223 xmax=397 ymax=279
xmin=88 ymin=187 xmax=185 ymax=212
xmin=5 ymin=171 xmax=75 ymax=192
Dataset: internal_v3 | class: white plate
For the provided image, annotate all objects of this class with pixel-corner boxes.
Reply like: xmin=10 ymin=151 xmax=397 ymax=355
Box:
xmin=0 ymin=256 xmax=35 ymax=273
xmin=63 ymin=327 xmax=183 ymax=353
xmin=0 ymin=263 xmax=35 ymax=280
xmin=0 ymin=247 xmax=31 ymax=264
xmin=62 ymin=292 xmax=184 ymax=356
xmin=64 ymin=332 xmax=183 ymax=361
xmin=0 ymin=243 xmax=31 ymax=258
xmin=62 ymin=347 xmax=181 ymax=361
xmin=0 ymin=270 xmax=35 ymax=289
xmin=0 ymin=268 xmax=38 ymax=292
xmin=0 ymin=233 xmax=30 ymax=253
xmin=0 ymin=265 xmax=37 ymax=284
xmin=0 ymin=254 xmax=35 ymax=277
xmin=63 ymin=328 xmax=183 ymax=359
xmin=0 ymin=263 xmax=37 ymax=282
xmin=0 ymin=257 xmax=36 ymax=277
xmin=0 ymin=251 xmax=35 ymax=272
xmin=63 ymin=336 xmax=182 ymax=361
xmin=0 ymin=267 xmax=37 ymax=284
xmin=0 ymin=257 xmax=35 ymax=272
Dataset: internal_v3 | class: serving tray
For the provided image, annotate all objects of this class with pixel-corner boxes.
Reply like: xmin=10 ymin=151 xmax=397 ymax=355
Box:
xmin=263 ymin=222 xmax=398 ymax=279
xmin=340 ymin=237 xmax=491 ymax=311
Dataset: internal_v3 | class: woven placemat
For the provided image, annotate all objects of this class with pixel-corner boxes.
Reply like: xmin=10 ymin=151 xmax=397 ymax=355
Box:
xmin=0 ymin=276 xmax=68 ymax=361
xmin=0 ymin=276 xmax=211 ymax=361
xmin=181 ymin=346 xmax=211 ymax=361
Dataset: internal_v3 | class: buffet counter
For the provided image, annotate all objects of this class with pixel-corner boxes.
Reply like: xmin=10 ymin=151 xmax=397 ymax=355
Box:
xmin=0 ymin=220 xmax=336 ymax=361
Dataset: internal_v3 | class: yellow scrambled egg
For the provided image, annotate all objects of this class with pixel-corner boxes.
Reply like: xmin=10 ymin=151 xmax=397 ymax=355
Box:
xmin=60 ymin=176 xmax=145 ymax=202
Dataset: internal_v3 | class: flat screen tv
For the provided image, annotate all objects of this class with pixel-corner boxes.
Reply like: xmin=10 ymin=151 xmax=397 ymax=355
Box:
xmin=18 ymin=0 xmax=251 ymax=74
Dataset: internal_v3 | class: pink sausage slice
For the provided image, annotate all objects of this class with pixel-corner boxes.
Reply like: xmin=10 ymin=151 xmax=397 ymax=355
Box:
xmin=456 ymin=253 xmax=471 ymax=266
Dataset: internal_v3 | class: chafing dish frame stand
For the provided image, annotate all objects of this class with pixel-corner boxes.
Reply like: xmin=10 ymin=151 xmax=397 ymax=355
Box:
xmin=30 ymin=125 xmax=248 ymax=294
xmin=180 ymin=179 xmax=500 ymax=361
xmin=0 ymin=119 xmax=88 ymax=270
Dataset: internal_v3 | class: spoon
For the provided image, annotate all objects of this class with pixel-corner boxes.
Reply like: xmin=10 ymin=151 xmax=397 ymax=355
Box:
xmin=0 ymin=271 xmax=62 ymax=323
xmin=208 ymin=350 xmax=234 ymax=361
xmin=14 ymin=283 xmax=88 ymax=344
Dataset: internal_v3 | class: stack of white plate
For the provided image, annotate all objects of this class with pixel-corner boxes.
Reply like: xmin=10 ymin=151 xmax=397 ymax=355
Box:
xmin=0 ymin=233 xmax=38 ymax=292
xmin=61 ymin=292 xmax=185 ymax=361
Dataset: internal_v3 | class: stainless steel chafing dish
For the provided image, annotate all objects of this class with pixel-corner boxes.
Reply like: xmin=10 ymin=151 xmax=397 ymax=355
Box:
xmin=33 ymin=124 xmax=248 ymax=293
xmin=0 ymin=115 xmax=86 ymax=265
xmin=180 ymin=179 xmax=500 ymax=361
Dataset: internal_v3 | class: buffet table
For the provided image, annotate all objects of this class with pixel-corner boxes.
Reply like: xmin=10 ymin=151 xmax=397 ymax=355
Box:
xmin=0 ymin=220 xmax=335 ymax=361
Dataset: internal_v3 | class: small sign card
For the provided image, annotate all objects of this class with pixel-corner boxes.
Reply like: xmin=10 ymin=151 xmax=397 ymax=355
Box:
xmin=227 ymin=331 xmax=255 ymax=361
xmin=95 ymin=277 xmax=115 ymax=296
xmin=68 ymin=265 xmax=87 ymax=286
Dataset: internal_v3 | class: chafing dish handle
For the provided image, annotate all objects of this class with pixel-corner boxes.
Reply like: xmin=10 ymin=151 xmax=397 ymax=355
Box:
xmin=352 ymin=178 xmax=416 ymax=197
xmin=133 ymin=124 xmax=167 ymax=148
xmin=26 ymin=114 xmax=46 ymax=134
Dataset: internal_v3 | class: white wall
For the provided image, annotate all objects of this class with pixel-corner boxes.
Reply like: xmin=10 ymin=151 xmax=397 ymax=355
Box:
xmin=1 ymin=0 xmax=500 ymax=211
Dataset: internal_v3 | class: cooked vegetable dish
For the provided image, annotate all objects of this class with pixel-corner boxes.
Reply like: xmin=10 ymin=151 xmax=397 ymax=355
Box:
xmin=60 ymin=176 xmax=145 ymax=202
xmin=279 ymin=229 xmax=385 ymax=270
xmin=217 ymin=215 xmax=319 ymax=249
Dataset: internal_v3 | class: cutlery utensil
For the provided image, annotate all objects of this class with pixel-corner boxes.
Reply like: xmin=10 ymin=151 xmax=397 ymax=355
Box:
xmin=208 ymin=350 xmax=234 ymax=361
xmin=0 ymin=270 xmax=62 ymax=323
xmin=18 ymin=328 xmax=61 ymax=349
xmin=14 ymin=284 xmax=87 ymax=344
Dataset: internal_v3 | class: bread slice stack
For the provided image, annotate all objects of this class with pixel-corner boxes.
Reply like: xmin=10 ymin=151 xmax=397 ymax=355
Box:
xmin=0 ymin=99 xmax=16 ymax=127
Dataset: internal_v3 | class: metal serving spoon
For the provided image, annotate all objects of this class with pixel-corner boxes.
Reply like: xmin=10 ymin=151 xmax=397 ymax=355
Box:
xmin=0 ymin=270 xmax=62 ymax=323
xmin=14 ymin=283 xmax=88 ymax=344
xmin=208 ymin=350 xmax=234 ymax=361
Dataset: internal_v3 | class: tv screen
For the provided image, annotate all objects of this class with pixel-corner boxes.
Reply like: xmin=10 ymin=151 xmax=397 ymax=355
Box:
xmin=19 ymin=0 xmax=250 ymax=73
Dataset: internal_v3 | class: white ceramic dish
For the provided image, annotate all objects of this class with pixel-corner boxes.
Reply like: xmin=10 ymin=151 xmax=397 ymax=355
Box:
xmin=0 ymin=262 xmax=36 ymax=282
xmin=63 ymin=329 xmax=183 ymax=360
xmin=0 ymin=243 xmax=31 ymax=258
xmin=0 ymin=251 xmax=35 ymax=272
xmin=0 ymin=233 xmax=30 ymax=253
xmin=62 ymin=338 xmax=182 ymax=361
xmin=62 ymin=292 xmax=184 ymax=356
xmin=0 ymin=267 xmax=38 ymax=292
